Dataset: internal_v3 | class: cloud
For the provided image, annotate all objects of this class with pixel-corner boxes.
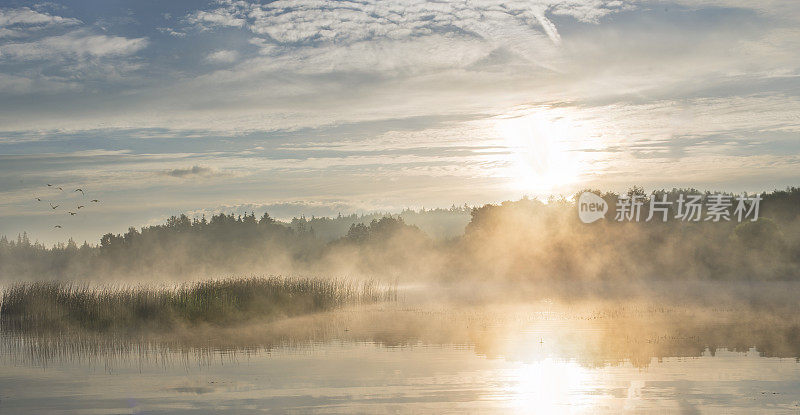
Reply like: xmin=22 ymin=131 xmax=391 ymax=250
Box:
xmin=0 ymin=7 xmax=80 ymax=30
xmin=0 ymin=149 xmax=132 ymax=159
xmin=204 ymin=49 xmax=239 ymax=64
xmin=156 ymin=26 xmax=186 ymax=38
xmin=185 ymin=7 xmax=245 ymax=30
xmin=0 ymin=30 xmax=148 ymax=61
xmin=0 ymin=72 xmax=78 ymax=94
xmin=0 ymin=7 xmax=149 ymax=95
xmin=162 ymin=165 xmax=224 ymax=178
xmin=186 ymin=0 xmax=608 ymax=48
xmin=532 ymin=7 xmax=562 ymax=45
xmin=0 ymin=7 xmax=81 ymax=39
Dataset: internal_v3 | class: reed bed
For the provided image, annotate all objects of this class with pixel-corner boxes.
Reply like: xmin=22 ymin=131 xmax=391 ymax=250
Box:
xmin=0 ymin=276 xmax=396 ymax=332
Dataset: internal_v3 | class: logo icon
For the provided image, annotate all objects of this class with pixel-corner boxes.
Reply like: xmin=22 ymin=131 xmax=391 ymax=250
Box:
xmin=578 ymin=192 xmax=608 ymax=223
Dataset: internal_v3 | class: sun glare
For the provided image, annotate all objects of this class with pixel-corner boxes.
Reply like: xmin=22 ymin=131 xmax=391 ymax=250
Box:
xmin=495 ymin=109 xmax=592 ymax=195
xmin=491 ymin=358 xmax=599 ymax=413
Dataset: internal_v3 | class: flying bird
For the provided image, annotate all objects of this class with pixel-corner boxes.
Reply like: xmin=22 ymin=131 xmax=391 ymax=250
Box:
xmin=36 ymin=197 xmax=41 ymax=201
xmin=68 ymin=211 xmax=76 ymax=216
xmin=47 ymin=184 xmax=53 ymax=187
xmin=74 ymin=189 xmax=84 ymax=195
xmin=56 ymin=187 xmax=63 ymax=191
xmin=77 ymin=205 xmax=84 ymax=209
xmin=91 ymin=199 xmax=99 ymax=203
xmin=50 ymin=203 xmax=59 ymax=209
xmin=54 ymin=225 xmax=62 ymax=228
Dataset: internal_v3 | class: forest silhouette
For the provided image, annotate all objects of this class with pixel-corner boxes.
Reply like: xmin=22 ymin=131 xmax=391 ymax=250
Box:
xmin=1 ymin=187 xmax=798 ymax=283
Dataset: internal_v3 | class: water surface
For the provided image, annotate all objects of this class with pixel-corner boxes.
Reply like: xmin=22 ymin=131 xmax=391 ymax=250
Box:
xmin=2 ymin=299 xmax=800 ymax=413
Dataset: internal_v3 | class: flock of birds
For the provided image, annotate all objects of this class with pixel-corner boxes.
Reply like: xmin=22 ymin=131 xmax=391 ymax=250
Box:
xmin=37 ymin=184 xmax=100 ymax=229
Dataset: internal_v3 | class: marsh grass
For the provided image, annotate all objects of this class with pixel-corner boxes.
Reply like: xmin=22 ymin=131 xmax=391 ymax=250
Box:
xmin=0 ymin=276 xmax=396 ymax=332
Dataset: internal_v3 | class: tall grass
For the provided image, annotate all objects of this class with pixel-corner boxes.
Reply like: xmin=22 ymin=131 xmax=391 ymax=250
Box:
xmin=0 ymin=276 xmax=396 ymax=332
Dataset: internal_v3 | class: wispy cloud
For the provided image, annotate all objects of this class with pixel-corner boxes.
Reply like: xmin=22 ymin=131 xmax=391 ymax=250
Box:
xmin=162 ymin=165 xmax=225 ymax=179
xmin=185 ymin=7 xmax=245 ymax=30
xmin=0 ymin=6 xmax=148 ymax=96
xmin=186 ymin=0 xmax=618 ymax=44
xmin=0 ymin=30 xmax=147 ymax=61
xmin=204 ymin=49 xmax=239 ymax=64
xmin=0 ymin=7 xmax=80 ymax=37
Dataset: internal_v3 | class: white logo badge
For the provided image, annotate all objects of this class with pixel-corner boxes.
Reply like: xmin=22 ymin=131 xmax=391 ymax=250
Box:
xmin=578 ymin=192 xmax=608 ymax=223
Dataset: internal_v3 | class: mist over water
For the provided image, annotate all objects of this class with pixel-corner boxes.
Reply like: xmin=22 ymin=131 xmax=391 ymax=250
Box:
xmin=1 ymin=187 xmax=799 ymax=413
xmin=4 ymin=289 xmax=800 ymax=413
xmin=1 ymin=0 xmax=798 ymax=410
xmin=3 ymin=188 xmax=798 ymax=284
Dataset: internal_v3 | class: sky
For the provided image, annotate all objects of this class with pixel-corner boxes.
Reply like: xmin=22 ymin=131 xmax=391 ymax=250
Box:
xmin=0 ymin=0 xmax=798 ymax=244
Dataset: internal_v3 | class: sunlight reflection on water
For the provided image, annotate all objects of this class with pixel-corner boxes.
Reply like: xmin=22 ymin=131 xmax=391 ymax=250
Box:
xmin=3 ymin=302 xmax=800 ymax=414
xmin=2 ymin=340 xmax=800 ymax=414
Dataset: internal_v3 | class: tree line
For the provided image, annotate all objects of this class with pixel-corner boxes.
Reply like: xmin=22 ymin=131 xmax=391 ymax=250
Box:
xmin=1 ymin=187 xmax=798 ymax=281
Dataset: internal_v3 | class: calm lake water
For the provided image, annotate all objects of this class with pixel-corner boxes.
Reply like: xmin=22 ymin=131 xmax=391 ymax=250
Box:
xmin=2 ymin=299 xmax=800 ymax=414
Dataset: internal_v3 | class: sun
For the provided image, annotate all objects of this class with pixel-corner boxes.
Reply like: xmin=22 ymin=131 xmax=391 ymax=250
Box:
xmin=495 ymin=108 xmax=589 ymax=195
